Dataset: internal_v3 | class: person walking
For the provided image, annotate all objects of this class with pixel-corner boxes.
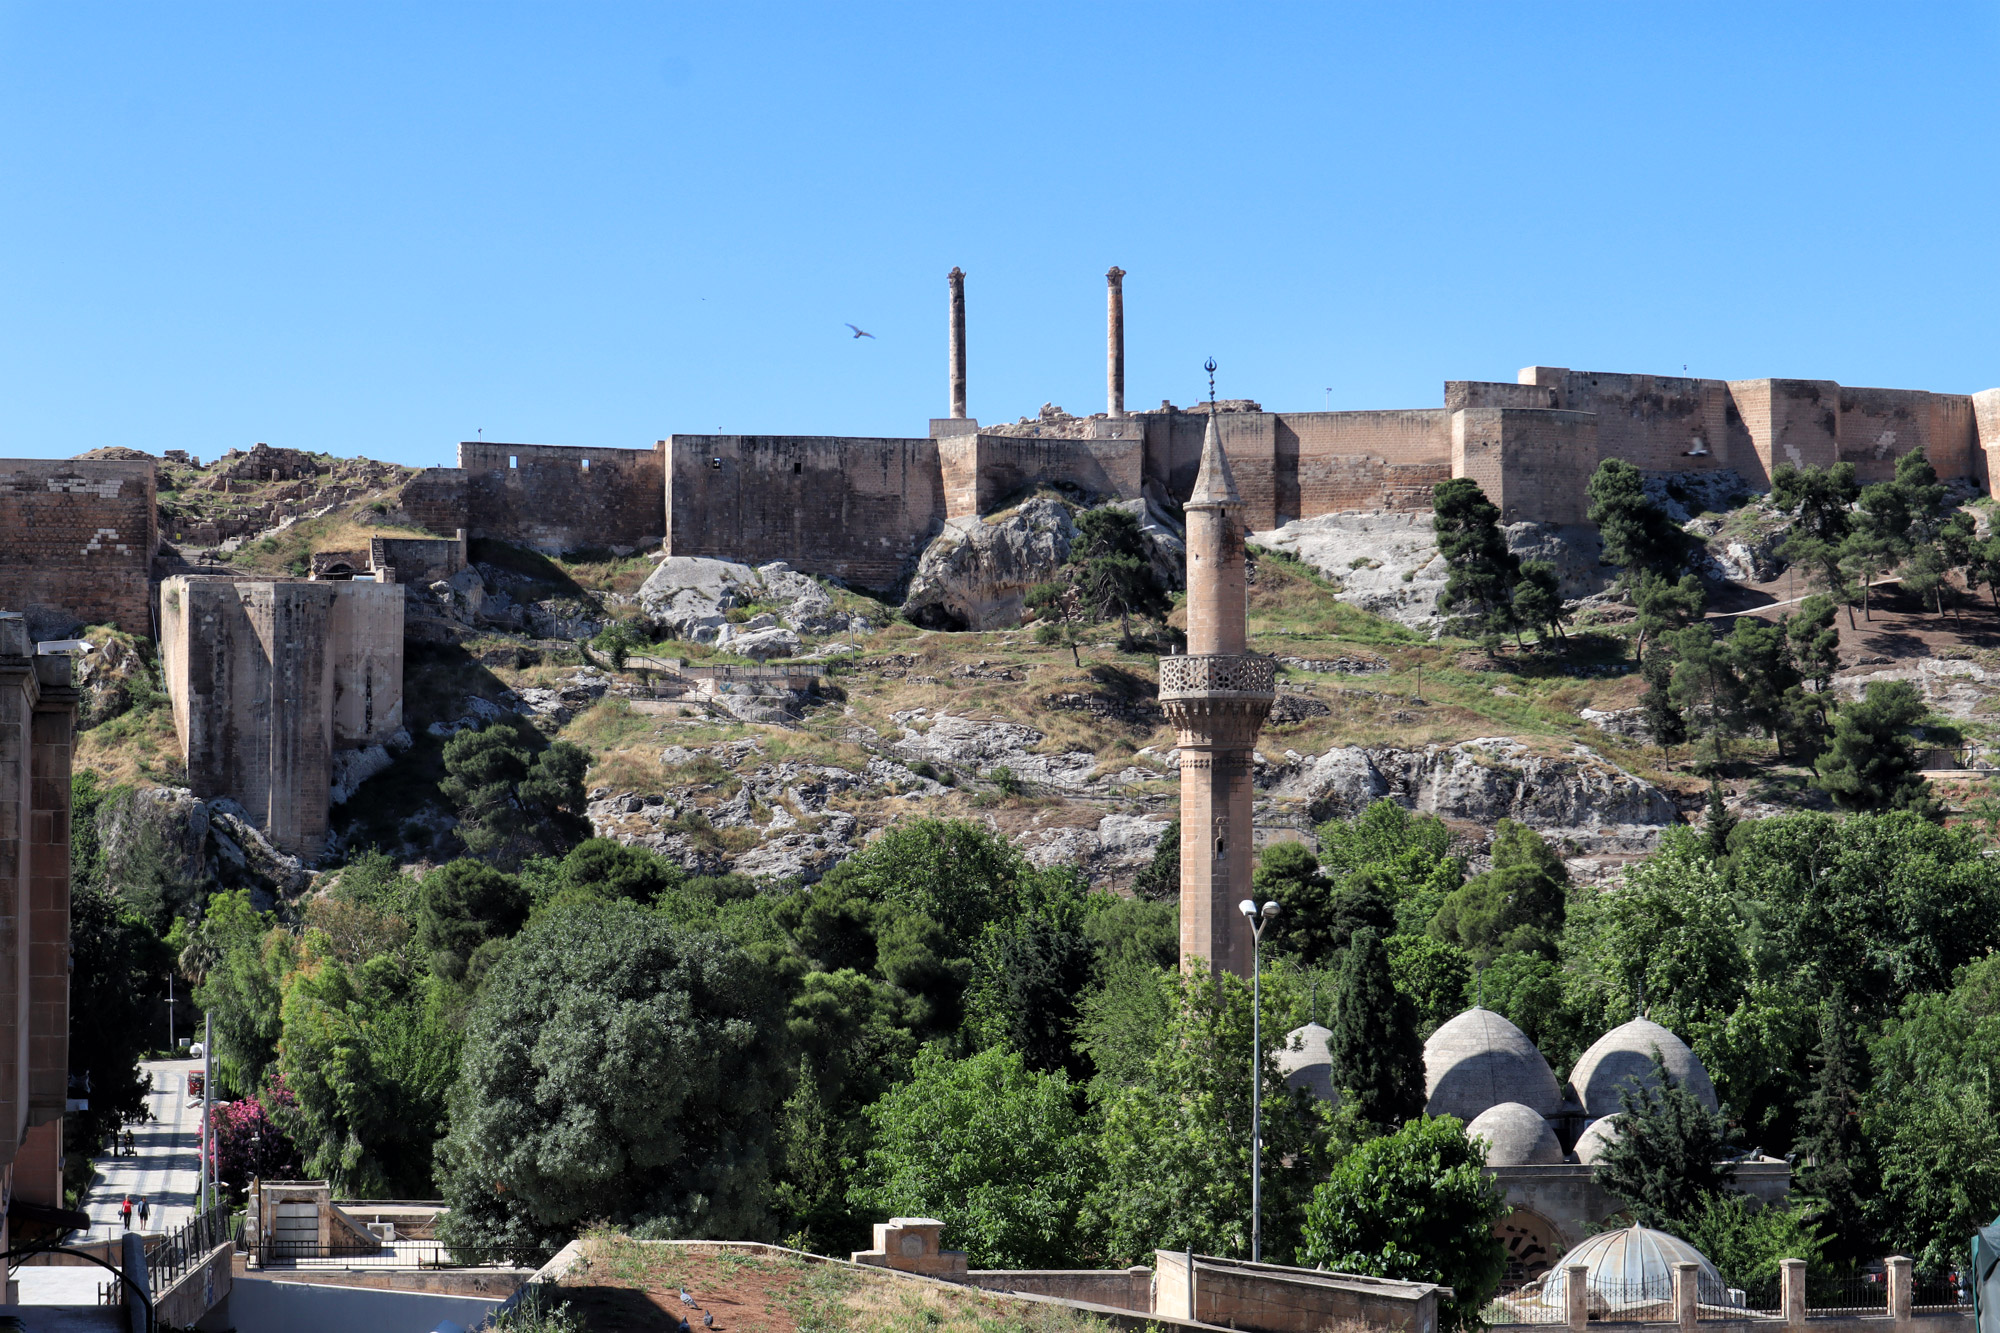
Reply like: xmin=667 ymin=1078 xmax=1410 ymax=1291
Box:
xmin=139 ymin=1197 xmax=150 ymax=1227
xmin=119 ymin=1197 xmax=132 ymax=1230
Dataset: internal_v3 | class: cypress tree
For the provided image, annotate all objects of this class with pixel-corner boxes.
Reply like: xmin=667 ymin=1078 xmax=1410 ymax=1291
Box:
xmin=1703 ymin=781 xmax=1736 ymax=861
xmin=1328 ymin=927 xmax=1426 ymax=1130
xmin=1794 ymin=1000 xmax=1877 ymax=1260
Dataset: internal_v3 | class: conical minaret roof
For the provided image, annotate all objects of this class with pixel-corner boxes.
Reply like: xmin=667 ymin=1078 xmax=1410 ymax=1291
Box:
xmin=1187 ymin=410 xmax=1241 ymax=507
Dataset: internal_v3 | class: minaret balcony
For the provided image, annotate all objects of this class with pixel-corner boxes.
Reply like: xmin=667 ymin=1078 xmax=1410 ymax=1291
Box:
xmin=1157 ymin=652 xmax=1277 ymax=701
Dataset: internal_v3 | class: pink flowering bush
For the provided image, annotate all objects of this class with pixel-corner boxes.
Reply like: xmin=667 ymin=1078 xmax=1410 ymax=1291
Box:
xmin=208 ymin=1075 xmax=305 ymax=1191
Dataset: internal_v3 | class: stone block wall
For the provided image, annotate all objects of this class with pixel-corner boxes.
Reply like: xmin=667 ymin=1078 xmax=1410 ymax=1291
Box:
xmin=161 ymin=577 xmax=404 ymax=857
xmin=0 ymin=612 xmax=75 ymax=1252
xmin=938 ymin=434 xmax=1143 ymax=519
xmin=402 ymin=467 xmax=470 ymax=538
xmin=666 ymin=435 xmax=947 ymax=593
xmin=368 ymin=536 xmax=467 ymax=586
xmin=457 ymin=442 xmax=666 ymax=555
xmin=0 ymin=459 xmax=158 ymax=633
xmin=1453 ymin=407 xmax=1599 ymax=525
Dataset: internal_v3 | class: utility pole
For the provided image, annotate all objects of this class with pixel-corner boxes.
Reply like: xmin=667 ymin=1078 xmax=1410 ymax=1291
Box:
xmin=202 ymin=1011 xmax=214 ymax=1215
xmin=166 ymin=973 xmax=175 ymax=1052
xmin=1237 ymin=897 xmax=1281 ymax=1262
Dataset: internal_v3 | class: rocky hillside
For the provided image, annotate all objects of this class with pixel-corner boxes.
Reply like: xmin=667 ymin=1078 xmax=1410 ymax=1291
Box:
xmin=63 ymin=452 xmax=2000 ymax=904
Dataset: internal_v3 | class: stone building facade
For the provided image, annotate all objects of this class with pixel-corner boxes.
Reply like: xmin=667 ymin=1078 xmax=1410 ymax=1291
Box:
xmin=159 ymin=576 xmax=405 ymax=856
xmin=0 ymin=613 xmax=76 ymax=1251
xmin=0 ymin=458 xmax=158 ymax=634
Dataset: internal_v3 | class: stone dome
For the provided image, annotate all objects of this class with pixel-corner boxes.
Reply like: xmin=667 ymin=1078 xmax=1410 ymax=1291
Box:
xmin=1574 ymin=1114 xmax=1621 ymax=1165
xmin=1464 ymin=1101 xmax=1563 ymax=1166
xmin=1513 ymin=1224 xmax=1731 ymax=1316
xmin=1570 ymin=1017 xmax=1718 ymax=1118
xmin=1276 ymin=1022 xmax=1335 ymax=1102
xmin=1423 ymin=1007 xmax=1563 ymax=1120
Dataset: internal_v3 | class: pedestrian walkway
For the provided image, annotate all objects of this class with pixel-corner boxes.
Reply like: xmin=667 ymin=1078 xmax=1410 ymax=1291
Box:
xmin=77 ymin=1058 xmax=206 ymax=1244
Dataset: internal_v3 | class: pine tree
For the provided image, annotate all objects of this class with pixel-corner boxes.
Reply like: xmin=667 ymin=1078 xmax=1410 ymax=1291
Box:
xmin=1432 ymin=479 xmax=1520 ymax=650
xmin=1587 ymin=459 xmax=1689 ymax=578
xmin=1327 ymin=927 xmax=1426 ymax=1130
xmin=1793 ymin=1000 xmax=1877 ymax=1261
xmin=1592 ymin=1051 xmax=1740 ymax=1232
xmin=1813 ymin=680 xmax=1936 ymax=815
xmin=1703 ymin=781 xmax=1737 ymax=861
xmin=1772 ymin=461 xmax=1861 ymax=625
xmin=1639 ymin=647 xmax=1687 ymax=759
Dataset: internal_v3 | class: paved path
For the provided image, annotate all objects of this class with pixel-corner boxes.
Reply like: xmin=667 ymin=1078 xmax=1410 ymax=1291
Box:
xmin=77 ymin=1058 xmax=205 ymax=1244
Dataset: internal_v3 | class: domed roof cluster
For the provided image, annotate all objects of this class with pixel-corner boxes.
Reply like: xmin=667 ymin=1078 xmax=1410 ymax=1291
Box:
xmin=1510 ymin=1224 xmax=1732 ymax=1316
xmin=1276 ymin=1022 xmax=1334 ymax=1101
xmin=1423 ymin=1008 xmax=1564 ymax=1120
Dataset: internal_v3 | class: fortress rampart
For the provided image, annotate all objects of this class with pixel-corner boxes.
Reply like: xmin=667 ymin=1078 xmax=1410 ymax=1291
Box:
xmin=404 ymin=441 xmax=665 ymax=557
xmin=0 ymin=458 xmax=158 ymax=632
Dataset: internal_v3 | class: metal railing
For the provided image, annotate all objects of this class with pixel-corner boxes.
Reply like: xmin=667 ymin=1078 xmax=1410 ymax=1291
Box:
xmin=255 ymin=1237 xmax=464 ymax=1269
xmin=145 ymin=1205 xmax=238 ymax=1292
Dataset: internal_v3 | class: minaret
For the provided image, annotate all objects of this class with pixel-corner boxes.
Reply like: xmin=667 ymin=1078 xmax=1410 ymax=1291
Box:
xmin=1160 ymin=379 xmax=1275 ymax=979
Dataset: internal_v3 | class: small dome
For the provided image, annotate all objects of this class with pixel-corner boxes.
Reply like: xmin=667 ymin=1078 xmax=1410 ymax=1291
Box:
xmin=1465 ymin=1102 xmax=1563 ymax=1166
xmin=1423 ymin=1007 xmax=1563 ymax=1120
xmin=1276 ymin=1023 xmax=1335 ymax=1102
xmin=1512 ymin=1224 xmax=1731 ymax=1316
xmin=1571 ymin=1018 xmax=1718 ymax=1118
xmin=1574 ymin=1114 xmax=1621 ymax=1164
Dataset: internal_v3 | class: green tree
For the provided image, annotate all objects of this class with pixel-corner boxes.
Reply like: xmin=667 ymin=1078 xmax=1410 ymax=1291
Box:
xmin=1386 ymin=933 xmax=1475 ymax=1039
xmin=1588 ymin=459 xmax=1689 ymax=579
xmin=1026 ymin=580 xmax=1087 ymax=667
xmin=526 ymin=838 xmax=684 ymax=909
xmin=1639 ymin=645 xmax=1688 ymax=757
xmin=1070 ymin=507 xmax=1170 ymax=647
xmin=1511 ymin=559 xmax=1568 ymax=648
xmin=1316 ymin=801 xmax=1465 ymax=939
xmin=964 ymin=868 xmax=1099 ymax=1079
xmin=437 ymin=900 xmax=792 ymax=1264
xmin=1299 ymin=1117 xmax=1507 ymax=1333
xmin=853 ymin=1045 xmax=1101 ymax=1268
xmin=1254 ymin=840 xmax=1391 ymax=966
xmin=1787 ymin=595 xmax=1841 ymax=690
xmin=439 ymin=718 xmax=590 ymax=868
xmin=1630 ymin=570 xmax=1708 ymax=656
xmin=1702 ymin=782 xmax=1737 ymax=862
xmin=1772 ymin=461 xmax=1860 ymax=624
xmin=1682 ymin=1194 xmax=1826 ymax=1295
xmin=1592 ymin=1051 xmax=1739 ymax=1231
xmin=1328 ymin=928 xmax=1426 ymax=1130
xmin=191 ymin=890 xmax=296 ymax=1095
xmin=1088 ymin=970 xmax=1342 ymax=1265
xmin=1433 ymin=478 xmax=1520 ymax=649
xmin=1791 ymin=1001 xmax=1875 ymax=1261
xmin=67 ymin=879 xmax=173 ymax=1180
xmin=1812 ymin=681 xmax=1934 ymax=815
xmin=1668 ymin=625 xmax=1746 ymax=775
xmin=1428 ymin=820 xmax=1567 ymax=966
xmin=817 ymin=818 xmax=1030 ymax=957
xmin=1729 ymin=616 xmax=1798 ymax=747
xmin=415 ymin=861 xmax=531 ymax=985
xmin=1129 ymin=820 xmax=1179 ymax=902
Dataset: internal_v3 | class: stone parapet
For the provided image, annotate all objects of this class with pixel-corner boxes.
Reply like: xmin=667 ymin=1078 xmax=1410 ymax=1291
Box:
xmin=1157 ymin=653 xmax=1277 ymax=700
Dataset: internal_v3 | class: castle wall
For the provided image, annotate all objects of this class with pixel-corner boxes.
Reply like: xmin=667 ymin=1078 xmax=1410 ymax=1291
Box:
xmin=1452 ymin=407 xmax=1598 ymax=525
xmin=455 ymin=442 xmax=665 ymax=555
xmin=367 ymin=536 xmax=467 ymax=586
xmin=1275 ymin=410 xmax=1453 ymax=519
xmin=161 ymin=577 xmax=403 ymax=857
xmin=1834 ymin=384 xmax=1973 ymax=484
xmin=1727 ymin=379 xmax=1840 ymax=486
xmin=0 ymin=459 xmax=158 ymax=634
xmin=666 ymin=436 xmax=945 ymax=592
xmin=1973 ymin=389 xmax=2000 ymax=491
xmin=402 ymin=468 xmax=470 ymax=538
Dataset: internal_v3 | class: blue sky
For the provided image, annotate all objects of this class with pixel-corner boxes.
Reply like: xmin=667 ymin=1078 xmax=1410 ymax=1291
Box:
xmin=2 ymin=3 xmax=1996 ymax=467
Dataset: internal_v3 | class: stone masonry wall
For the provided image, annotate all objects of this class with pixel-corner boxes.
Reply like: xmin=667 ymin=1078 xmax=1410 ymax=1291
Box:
xmin=458 ymin=442 xmax=665 ymax=555
xmin=161 ymin=577 xmax=403 ymax=857
xmin=401 ymin=468 xmax=469 ymax=538
xmin=940 ymin=435 xmax=1142 ymax=519
xmin=0 ymin=459 xmax=158 ymax=634
xmin=666 ymin=436 xmax=946 ymax=592
xmin=1453 ymin=407 xmax=1599 ymax=525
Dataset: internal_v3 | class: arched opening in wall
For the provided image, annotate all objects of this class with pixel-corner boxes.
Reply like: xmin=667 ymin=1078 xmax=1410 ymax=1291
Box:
xmin=1495 ymin=1208 xmax=1565 ymax=1288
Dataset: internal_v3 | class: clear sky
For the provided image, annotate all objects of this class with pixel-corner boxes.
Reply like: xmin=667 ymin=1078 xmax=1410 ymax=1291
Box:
xmin=2 ymin=3 xmax=1995 ymax=468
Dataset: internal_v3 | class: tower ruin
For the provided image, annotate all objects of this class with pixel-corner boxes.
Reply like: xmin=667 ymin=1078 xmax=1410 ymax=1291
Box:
xmin=947 ymin=267 xmax=968 ymax=420
xmin=1160 ymin=409 xmax=1275 ymax=978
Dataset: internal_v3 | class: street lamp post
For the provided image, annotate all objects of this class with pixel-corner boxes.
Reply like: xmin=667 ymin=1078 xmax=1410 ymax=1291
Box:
xmin=1238 ymin=897 xmax=1281 ymax=1263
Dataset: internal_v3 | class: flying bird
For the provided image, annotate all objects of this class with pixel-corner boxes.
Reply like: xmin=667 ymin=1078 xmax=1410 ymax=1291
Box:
xmin=845 ymin=323 xmax=875 ymax=339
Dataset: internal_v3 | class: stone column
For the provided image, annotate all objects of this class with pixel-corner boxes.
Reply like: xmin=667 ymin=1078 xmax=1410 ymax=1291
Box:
xmin=1781 ymin=1258 xmax=1807 ymax=1326
xmin=1673 ymin=1261 xmax=1697 ymax=1331
xmin=1106 ymin=267 xmax=1126 ymax=417
xmin=1565 ymin=1264 xmax=1589 ymax=1333
xmin=1888 ymin=1255 xmax=1913 ymax=1326
xmin=947 ymin=267 xmax=967 ymax=420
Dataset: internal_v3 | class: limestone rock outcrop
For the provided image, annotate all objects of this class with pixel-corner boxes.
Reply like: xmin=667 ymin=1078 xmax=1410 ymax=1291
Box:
xmin=637 ymin=557 xmax=871 ymax=645
xmin=901 ymin=498 xmax=1077 ymax=631
xmin=96 ymin=785 xmax=309 ymax=908
xmin=1267 ymin=738 xmax=1678 ymax=852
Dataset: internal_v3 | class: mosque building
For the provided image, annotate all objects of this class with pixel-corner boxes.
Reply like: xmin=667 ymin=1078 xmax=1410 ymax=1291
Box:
xmin=1278 ymin=1006 xmax=1792 ymax=1283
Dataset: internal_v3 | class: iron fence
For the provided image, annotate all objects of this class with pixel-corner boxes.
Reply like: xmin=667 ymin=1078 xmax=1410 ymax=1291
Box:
xmin=145 ymin=1205 xmax=238 ymax=1291
xmin=1810 ymin=1273 xmax=1889 ymax=1313
xmin=1913 ymin=1272 xmax=1972 ymax=1311
xmin=255 ymin=1237 xmax=465 ymax=1269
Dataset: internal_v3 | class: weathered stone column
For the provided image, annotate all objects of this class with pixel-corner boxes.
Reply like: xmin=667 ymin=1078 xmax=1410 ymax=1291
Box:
xmin=1673 ymin=1261 xmax=1697 ymax=1331
xmin=1106 ymin=266 xmax=1126 ymax=417
xmin=1888 ymin=1255 xmax=1913 ymax=1327
xmin=947 ymin=267 xmax=967 ymax=420
xmin=1781 ymin=1258 xmax=1807 ymax=1326
xmin=1564 ymin=1264 xmax=1589 ymax=1333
